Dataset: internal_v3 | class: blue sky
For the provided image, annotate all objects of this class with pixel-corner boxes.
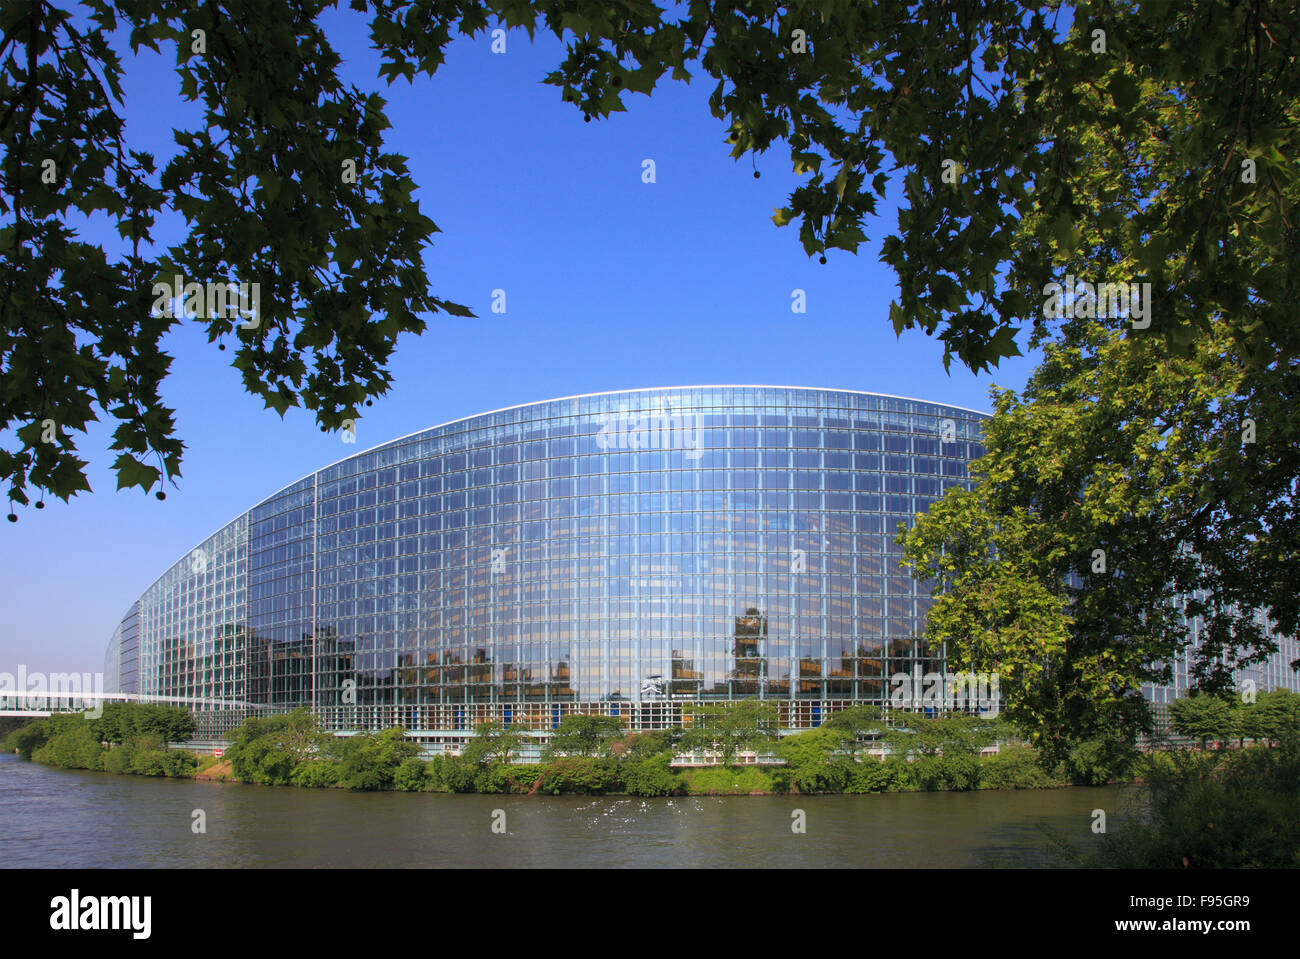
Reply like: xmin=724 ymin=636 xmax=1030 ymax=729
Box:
xmin=1 ymin=8 xmax=1040 ymax=675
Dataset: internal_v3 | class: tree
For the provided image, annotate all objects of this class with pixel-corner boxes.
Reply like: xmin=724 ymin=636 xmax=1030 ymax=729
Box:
xmin=541 ymin=713 xmax=623 ymax=759
xmin=901 ymin=318 xmax=1299 ymax=764
xmin=224 ymin=708 xmax=328 ymax=783
xmin=1168 ymin=694 xmax=1239 ymax=750
xmin=6 ymin=2 xmax=1297 ymax=510
xmin=273 ymin=708 xmax=328 ymax=766
xmin=1239 ymin=689 xmax=1300 ymax=748
xmin=461 ymin=719 xmax=529 ymax=766
xmin=821 ymin=704 xmax=884 ymax=760
xmin=331 ymin=726 xmax=421 ymax=790
xmin=881 ymin=713 xmax=1004 ymax=760
xmin=94 ymin=701 xmax=195 ymax=745
xmin=611 ymin=728 xmax=682 ymax=761
xmin=773 ymin=725 xmax=855 ymax=793
xmin=679 ymin=700 xmax=779 ymax=767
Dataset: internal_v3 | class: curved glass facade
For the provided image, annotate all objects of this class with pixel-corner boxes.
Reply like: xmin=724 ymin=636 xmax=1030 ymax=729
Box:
xmin=107 ymin=386 xmax=992 ymax=737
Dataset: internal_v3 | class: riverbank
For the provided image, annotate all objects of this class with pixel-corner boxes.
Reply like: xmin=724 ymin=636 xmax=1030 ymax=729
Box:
xmin=0 ymin=753 xmax=1128 ymax=868
xmin=9 ymin=735 xmax=1108 ymax=796
xmin=5 ymin=704 xmax=1140 ymax=796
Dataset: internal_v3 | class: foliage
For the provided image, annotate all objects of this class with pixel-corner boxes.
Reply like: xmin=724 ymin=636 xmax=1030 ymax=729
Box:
xmin=881 ymin=712 xmax=1005 ymax=759
xmin=5 ymin=718 xmax=51 ymax=759
xmin=542 ymin=714 xmax=624 ymax=759
xmin=820 ymin=705 xmax=884 ymax=758
xmin=1237 ymin=689 xmax=1300 ymax=747
xmin=610 ymin=728 xmax=681 ymax=761
xmin=1168 ymin=693 xmax=1239 ymax=749
xmin=461 ymin=720 xmax=530 ymax=766
xmin=228 ymin=736 xmax=295 ymax=785
xmin=898 ymin=316 xmax=1300 ymax=763
xmin=621 ymin=754 xmax=685 ymax=797
xmin=26 ymin=718 xmax=198 ymax=778
xmin=290 ymin=758 xmax=341 ymax=789
xmin=910 ymin=754 xmax=981 ymax=792
xmin=978 ymin=745 xmax=1065 ymax=790
xmin=0 ymin=0 xmax=473 ymax=509
xmin=12 ymin=3 xmax=1295 ymax=509
xmin=225 ymin=709 xmax=329 ymax=785
xmin=31 ymin=717 xmax=104 ymax=770
xmin=1058 ymin=735 xmax=1141 ymax=787
xmin=427 ymin=754 xmax=478 ymax=793
xmin=774 ymin=726 xmax=855 ymax=793
xmin=123 ymin=735 xmax=197 ymax=777
xmin=680 ymin=701 xmax=779 ymax=767
xmin=534 ymin=757 xmax=622 ymax=795
xmin=331 ymin=727 xmax=421 ymax=791
xmin=844 ymin=757 xmax=916 ymax=794
xmin=683 ymin=765 xmax=776 ymax=796
xmin=94 ymin=702 xmax=195 ymax=746
xmin=391 ymin=756 xmax=430 ymax=792
xmin=1087 ymin=740 xmax=1300 ymax=868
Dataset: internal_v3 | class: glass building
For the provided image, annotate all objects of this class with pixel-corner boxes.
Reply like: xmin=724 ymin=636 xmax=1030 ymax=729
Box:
xmin=103 ymin=385 xmax=1299 ymax=744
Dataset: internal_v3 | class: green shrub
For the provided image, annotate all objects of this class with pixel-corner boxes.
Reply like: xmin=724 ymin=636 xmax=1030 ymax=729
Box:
xmin=1086 ymin=740 xmax=1300 ymax=867
xmin=683 ymin=765 xmax=775 ymax=795
xmin=333 ymin=728 xmax=422 ymax=790
xmin=129 ymin=748 xmax=168 ymax=776
xmin=845 ymin=756 xmax=915 ymax=793
xmin=291 ymin=759 xmax=341 ymax=788
xmin=163 ymin=750 xmax=198 ymax=778
xmin=788 ymin=759 xmax=854 ymax=794
xmin=501 ymin=765 xmax=543 ymax=794
xmin=31 ymin=720 xmax=103 ymax=770
xmin=6 ymin=719 xmax=51 ymax=759
xmin=536 ymin=757 xmax=622 ymax=795
xmin=392 ymin=757 xmax=430 ymax=792
xmin=1059 ymin=736 xmax=1141 ymax=785
xmin=229 ymin=737 xmax=296 ymax=785
xmin=428 ymin=754 xmax=477 ymax=793
xmin=622 ymin=754 xmax=685 ymax=796
xmin=937 ymin=753 xmax=981 ymax=791
xmin=102 ymin=741 xmax=135 ymax=775
xmin=473 ymin=763 xmax=513 ymax=794
xmin=613 ymin=729 xmax=681 ymax=761
xmin=979 ymin=745 xmax=1064 ymax=789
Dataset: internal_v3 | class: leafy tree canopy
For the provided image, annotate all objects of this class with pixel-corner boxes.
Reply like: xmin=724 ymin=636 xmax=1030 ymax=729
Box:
xmin=461 ymin=719 xmax=529 ymax=765
xmin=4 ymin=0 xmax=1297 ymax=511
xmin=901 ymin=315 xmax=1299 ymax=760
xmin=541 ymin=713 xmax=623 ymax=759
xmin=680 ymin=699 xmax=779 ymax=765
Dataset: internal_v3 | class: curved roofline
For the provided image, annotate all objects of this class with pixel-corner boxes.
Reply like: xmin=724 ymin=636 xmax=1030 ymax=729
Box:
xmin=269 ymin=384 xmax=991 ymax=503
xmin=129 ymin=386 xmax=990 ymax=606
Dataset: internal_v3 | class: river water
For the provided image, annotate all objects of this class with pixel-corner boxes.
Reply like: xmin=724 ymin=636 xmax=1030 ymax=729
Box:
xmin=0 ymin=754 xmax=1131 ymax=868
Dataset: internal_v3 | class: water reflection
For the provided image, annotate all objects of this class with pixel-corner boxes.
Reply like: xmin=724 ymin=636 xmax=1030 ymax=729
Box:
xmin=0 ymin=755 xmax=1127 ymax=868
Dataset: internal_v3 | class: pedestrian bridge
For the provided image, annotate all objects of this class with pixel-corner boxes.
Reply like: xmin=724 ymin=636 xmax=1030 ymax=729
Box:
xmin=0 ymin=690 xmax=263 ymax=717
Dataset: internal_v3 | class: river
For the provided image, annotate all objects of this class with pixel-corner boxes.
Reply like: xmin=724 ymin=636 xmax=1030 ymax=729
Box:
xmin=0 ymin=754 xmax=1132 ymax=868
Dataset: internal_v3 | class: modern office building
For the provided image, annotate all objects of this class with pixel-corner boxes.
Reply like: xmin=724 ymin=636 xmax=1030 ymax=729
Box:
xmin=103 ymin=386 xmax=1299 ymax=744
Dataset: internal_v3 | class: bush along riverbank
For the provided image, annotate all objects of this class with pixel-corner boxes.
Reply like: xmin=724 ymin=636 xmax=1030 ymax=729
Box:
xmin=4 ymin=702 xmax=1123 ymax=795
xmin=10 ymin=698 xmax=1300 ymax=867
xmin=6 ymin=703 xmax=198 ymax=779
xmin=9 ymin=695 xmax=1299 ymax=802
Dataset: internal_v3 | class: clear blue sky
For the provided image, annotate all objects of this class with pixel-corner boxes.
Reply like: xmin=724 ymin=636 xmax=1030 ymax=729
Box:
xmin=0 ymin=8 xmax=1040 ymax=676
